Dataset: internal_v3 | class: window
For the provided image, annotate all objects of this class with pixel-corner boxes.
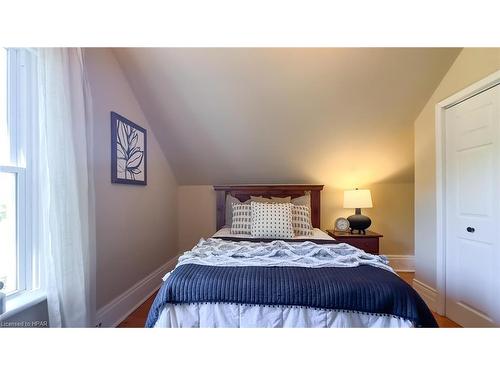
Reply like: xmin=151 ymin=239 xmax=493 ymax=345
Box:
xmin=0 ymin=48 xmax=38 ymax=299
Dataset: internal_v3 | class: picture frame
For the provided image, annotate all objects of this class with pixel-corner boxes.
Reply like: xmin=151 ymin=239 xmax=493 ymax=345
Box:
xmin=111 ymin=111 xmax=147 ymax=185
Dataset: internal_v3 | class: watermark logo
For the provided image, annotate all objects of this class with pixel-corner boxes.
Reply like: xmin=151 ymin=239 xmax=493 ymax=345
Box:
xmin=0 ymin=320 xmax=48 ymax=328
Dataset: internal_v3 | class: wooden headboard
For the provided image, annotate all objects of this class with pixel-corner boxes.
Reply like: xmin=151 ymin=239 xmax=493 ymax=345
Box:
xmin=213 ymin=184 xmax=324 ymax=230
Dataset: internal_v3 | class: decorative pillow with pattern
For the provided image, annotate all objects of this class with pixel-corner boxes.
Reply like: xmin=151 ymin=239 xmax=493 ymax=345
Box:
xmin=250 ymin=201 xmax=294 ymax=239
xmin=225 ymin=195 xmax=250 ymax=227
xmin=230 ymin=203 xmax=252 ymax=235
xmin=292 ymin=205 xmax=313 ymax=236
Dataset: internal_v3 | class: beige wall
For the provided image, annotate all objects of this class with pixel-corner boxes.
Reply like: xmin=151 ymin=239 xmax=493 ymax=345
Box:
xmin=178 ymin=183 xmax=414 ymax=255
xmin=178 ymin=186 xmax=217 ymax=252
xmin=85 ymin=48 xmax=179 ymax=309
xmin=414 ymin=48 xmax=500 ymax=288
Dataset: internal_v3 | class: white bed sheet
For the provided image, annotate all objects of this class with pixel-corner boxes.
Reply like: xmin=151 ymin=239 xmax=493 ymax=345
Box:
xmin=153 ymin=303 xmax=414 ymax=328
xmin=212 ymin=227 xmax=333 ymax=240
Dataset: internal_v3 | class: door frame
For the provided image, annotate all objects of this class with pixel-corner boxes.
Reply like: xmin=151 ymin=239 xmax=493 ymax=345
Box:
xmin=435 ymin=70 xmax=500 ymax=315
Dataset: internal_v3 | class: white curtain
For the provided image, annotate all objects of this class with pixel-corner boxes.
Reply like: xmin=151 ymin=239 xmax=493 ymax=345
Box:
xmin=33 ymin=48 xmax=95 ymax=327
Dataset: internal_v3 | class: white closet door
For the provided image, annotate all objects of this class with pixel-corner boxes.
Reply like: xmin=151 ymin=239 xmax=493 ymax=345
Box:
xmin=445 ymin=84 xmax=500 ymax=327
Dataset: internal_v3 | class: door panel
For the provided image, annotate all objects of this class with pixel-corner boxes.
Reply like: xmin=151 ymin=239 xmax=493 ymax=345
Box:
xmin=457 ymin=145 xmax=493 ymax=218
xmin=455 ymin=102 xmax=494 ymax=150
xmin=457 ymin=240 xmax=492 ymax=315
xmin=445 ymin=84 xmax=500 ymax=327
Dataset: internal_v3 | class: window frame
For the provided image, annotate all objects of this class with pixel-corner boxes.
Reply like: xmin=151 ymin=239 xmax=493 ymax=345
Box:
xmin=1 ymin=48 xmax=37 ymax=301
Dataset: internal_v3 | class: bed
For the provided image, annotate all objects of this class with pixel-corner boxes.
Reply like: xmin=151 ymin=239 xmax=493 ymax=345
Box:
xmin=146 ymin=185 xmax=437 ymax=328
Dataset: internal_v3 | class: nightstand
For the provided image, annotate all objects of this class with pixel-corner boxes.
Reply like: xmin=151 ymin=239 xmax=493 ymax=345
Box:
xmin=326 ymin=230 xmax=383 ymax=254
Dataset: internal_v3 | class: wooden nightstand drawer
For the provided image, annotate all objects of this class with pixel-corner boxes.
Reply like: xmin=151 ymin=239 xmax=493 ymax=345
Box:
xmin=326 ymin=230 xmax=382 ymax=254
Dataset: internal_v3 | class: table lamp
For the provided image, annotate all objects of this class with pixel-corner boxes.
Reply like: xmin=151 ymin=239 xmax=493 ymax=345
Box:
xmin=343 ymin=188 xmax=373 ymax=234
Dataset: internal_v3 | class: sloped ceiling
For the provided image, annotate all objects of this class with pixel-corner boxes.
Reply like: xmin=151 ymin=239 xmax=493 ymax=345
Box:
xmin=113 ymin=48 xmax=460 ymax=187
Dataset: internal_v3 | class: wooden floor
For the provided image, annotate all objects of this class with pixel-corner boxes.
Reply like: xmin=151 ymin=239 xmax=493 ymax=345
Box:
xmin=118 ymin=292 xmax=158 ymax=328
xmin=396 ymin=272 xmax=460 ymax=328
xmin=118 ymin=272 xmax=461 ymax=328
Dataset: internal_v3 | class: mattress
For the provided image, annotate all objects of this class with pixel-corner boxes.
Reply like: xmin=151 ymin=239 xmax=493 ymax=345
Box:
xmin=212 ymin=227 xmax=333 ymax=240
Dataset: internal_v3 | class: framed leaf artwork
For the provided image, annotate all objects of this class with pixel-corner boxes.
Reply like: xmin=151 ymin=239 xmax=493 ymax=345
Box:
xmin=111 ymin=111 xmax=147 ymax=185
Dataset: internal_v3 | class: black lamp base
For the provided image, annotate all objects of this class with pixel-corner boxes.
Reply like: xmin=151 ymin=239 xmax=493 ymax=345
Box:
xmin=347 ymin=208 xmax=371 ymax=234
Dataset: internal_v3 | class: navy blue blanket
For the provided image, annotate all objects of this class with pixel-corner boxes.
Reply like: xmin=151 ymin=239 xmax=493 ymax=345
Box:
xmin=146 ymin=264 xmax=437 ymax=327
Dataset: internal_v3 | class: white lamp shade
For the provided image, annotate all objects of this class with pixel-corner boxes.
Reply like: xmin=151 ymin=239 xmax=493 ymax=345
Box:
xmin=343 ymin=189 xmax=373 ymax=209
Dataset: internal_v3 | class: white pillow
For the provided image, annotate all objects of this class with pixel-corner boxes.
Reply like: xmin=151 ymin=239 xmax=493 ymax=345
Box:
xmin=230 ymin=203 xmax=252 ymax=235
xmin=250 ymin=201 xmax=294 ymax=239
xmin=292 ymin=205 xmax=313 ymax=236
xmin=250 ymin=196 xmax=291 ymax=203
xmin=291 ymin=193 xmax=311 ymax=209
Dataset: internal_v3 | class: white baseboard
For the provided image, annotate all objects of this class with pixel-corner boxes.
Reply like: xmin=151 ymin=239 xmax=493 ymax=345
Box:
xmin=385 ymin=255 xmax=415 ymax=272
xmin=96 ymin=254 xmax=180 ymax=328
xmin=412 ymin=279 xmax=438 ymax=312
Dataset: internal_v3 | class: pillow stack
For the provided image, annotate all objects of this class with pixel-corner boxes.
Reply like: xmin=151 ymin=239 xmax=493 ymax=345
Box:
xmin=230 ymin=195 xmax=313 ymax=238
